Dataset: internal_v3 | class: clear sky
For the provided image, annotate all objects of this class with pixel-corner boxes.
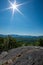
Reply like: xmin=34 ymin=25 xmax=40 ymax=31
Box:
xmin=0 ymin=0 xmax=43 ymax=36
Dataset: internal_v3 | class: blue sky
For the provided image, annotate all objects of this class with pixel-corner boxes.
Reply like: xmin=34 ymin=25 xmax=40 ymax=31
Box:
xmin=0 ymin=0 xmax=43 ymax=36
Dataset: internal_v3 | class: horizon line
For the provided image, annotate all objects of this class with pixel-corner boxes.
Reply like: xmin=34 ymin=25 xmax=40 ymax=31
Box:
xmin=0 ymin=33 xmax=43 ymax=36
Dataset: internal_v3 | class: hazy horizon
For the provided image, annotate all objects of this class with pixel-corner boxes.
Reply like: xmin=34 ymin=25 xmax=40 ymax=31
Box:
xmin=0 ymin=33 xmax=43 ymax=36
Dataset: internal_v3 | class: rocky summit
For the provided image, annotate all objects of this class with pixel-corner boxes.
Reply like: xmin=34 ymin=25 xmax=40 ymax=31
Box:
xmin=0 ymin=46 xmax=43 ymax=65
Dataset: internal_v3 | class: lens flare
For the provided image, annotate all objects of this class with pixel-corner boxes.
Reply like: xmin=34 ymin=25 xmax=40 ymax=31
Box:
xmin=2 ymin=0 xmax=29 ymax=17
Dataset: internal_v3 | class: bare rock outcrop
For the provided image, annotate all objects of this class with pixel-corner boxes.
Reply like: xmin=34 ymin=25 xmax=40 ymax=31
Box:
xmin=0 ymin=46 xmax=43 ymax=65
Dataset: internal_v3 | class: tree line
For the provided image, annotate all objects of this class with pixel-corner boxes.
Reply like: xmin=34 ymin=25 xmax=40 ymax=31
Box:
xmin=0 ymin=36 xmax=43 ymax=52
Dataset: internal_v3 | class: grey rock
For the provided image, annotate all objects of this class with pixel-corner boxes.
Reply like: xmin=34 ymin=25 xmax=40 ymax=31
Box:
xmin=0 ymin=46 xmax=43 ymax=65
xmin=0 ymin=51 xmax=8 ymax=59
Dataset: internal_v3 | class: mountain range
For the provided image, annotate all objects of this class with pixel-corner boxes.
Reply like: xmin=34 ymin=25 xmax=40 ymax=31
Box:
xmin=0 ymin=34 xmax=43 ymax=39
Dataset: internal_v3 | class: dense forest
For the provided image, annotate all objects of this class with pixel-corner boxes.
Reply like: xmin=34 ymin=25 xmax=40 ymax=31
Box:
xmin=0 ymin=35 xmax=43 ymax=52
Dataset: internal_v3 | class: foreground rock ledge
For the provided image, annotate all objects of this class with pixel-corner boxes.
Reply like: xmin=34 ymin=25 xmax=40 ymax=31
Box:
xmin=0 ymin=46 xmax=43 ymax=65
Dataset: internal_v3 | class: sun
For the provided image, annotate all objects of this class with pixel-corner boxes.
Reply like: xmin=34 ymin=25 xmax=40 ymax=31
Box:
xmin=2 ymin=0 xmax=29 ymax=16
xmin=12 ymin=2 xmax=18 ymax=15
xmin=8 ymin=0 xmax=18 ymax=15
xmin=12 ymin=4 xmax=17 ymax=10
xmin=12 ymin=0 xmax=18 ymax=10
xmin=5 ymin=0 xmax=24 ymax=16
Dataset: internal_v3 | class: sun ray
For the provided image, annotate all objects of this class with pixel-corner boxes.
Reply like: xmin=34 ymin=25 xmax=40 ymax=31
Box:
xmin=1 ymin=0 xmax=29 ymax=18
xmin=8 ymin=0 xmax=24 ymax=16
xmin=17 ymin=1 xmax=29 ymax=7
xmin=8 ymin=0 xmax=13 ymax=6
xmin=3 ymin=7 xmax=12 ymax=11
xmin=16 ymin=8 xmax=23 ymax=15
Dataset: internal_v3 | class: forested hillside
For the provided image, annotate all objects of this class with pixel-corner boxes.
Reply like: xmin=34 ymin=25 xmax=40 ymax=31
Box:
xmin=0 ymin=35 xmax=43 ymax=52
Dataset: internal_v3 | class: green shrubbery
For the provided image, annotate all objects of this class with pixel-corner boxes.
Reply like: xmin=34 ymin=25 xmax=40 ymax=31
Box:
xmin=0 ymin=36 xmax=43 ymax=52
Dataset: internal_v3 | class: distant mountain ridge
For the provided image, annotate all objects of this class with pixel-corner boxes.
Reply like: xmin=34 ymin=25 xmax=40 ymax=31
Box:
xmin=0 ymin=34 xmax=43 ymax=39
